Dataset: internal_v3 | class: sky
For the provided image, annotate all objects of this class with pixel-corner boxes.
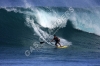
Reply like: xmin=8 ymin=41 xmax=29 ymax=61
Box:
xmin=0 ymin=0 xmax=100 ymax=7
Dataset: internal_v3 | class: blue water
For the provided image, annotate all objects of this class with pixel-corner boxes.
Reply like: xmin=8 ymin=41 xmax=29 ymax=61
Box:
xmin=0 ymin=59 xmax=100 ymax=66
xmin=0 ymin=6 xmax=100 ymax=66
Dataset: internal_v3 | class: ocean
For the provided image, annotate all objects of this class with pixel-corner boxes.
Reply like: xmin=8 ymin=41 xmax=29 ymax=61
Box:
xmin=0 ymin=7 xmax=100 ymax=66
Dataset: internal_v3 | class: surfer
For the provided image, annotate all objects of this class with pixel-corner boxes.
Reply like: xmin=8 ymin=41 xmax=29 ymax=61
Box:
xmin=51 ymin=35 xmax=62 ymax=47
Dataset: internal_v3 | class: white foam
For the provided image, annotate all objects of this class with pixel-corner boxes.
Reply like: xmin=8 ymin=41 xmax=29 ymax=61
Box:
xmin=35 ymin=9 xmax=67 ymax=29
xmin=59 ymin=37 xmax=72 ymax=46
xmin=70 ymin=9 xmax=100 ymax=36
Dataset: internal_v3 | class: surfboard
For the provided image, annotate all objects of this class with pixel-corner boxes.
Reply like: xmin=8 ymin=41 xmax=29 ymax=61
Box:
xmin=57 ymin=46 xmax=68 ymax=48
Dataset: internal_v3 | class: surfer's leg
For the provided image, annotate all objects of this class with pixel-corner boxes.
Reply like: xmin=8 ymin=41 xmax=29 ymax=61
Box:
xmin=58 ymin=42 xmax=62 ymax=47
xmin=55 ymin=42 xmax=58 ymax=47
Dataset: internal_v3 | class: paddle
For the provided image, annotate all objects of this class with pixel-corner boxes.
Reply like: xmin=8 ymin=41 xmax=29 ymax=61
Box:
xmin=40 ymin=41 xmax=45 ymax=44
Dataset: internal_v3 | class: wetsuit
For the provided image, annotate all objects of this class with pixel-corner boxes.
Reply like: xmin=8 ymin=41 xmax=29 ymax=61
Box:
xmin=53 ymin=37 xmax=60 ymax=46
